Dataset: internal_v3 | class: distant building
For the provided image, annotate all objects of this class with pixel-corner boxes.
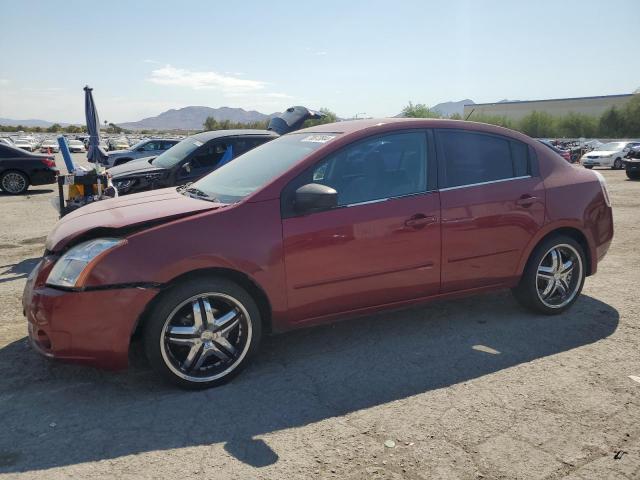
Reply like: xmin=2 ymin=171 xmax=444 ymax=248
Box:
xmin=463 ymin=94 xmax=634 ymax=121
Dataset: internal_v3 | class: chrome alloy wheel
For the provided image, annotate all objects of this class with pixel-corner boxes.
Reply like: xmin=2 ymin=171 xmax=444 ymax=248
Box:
xmin=2 ymin=172 xmax=27 ymax=193
xmin=536 ymin=244 xmax=583 ymax=309
xmin=160 ymin=293 xmax=252 ymax=383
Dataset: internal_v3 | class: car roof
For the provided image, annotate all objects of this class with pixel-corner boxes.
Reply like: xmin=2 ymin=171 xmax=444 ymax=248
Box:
xmin=293 ymin=118 xmax=532 ymax=142
xmin=189 ymin=129 xmax=278 ymax=142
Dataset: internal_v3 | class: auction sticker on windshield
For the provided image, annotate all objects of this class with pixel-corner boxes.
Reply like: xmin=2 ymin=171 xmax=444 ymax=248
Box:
xmin=301 ymin=135 xmax=336 ymax=143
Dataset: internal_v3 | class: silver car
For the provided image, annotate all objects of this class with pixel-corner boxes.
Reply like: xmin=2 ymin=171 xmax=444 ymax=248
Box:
xmin=99 ymin=138 xmax=180 ymax=167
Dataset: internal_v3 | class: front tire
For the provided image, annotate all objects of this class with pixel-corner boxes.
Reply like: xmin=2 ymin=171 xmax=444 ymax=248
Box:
xmin=1 ymin=170 xmax=29 ymax=194
xmin=584 ymin=165 xmax=593 ymax=169
xmin=627 ymin=170 xmax=640 ymax=180
xmin=512 ymin=235 xmax=586 ymax=315
xmin=143 ymin=276 xmax=262 ymax=389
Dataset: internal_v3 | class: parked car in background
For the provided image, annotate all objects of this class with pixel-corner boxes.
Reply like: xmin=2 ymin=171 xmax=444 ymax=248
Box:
xmin=14 ymin=139 xmax=35 ymax=152
xmin=40 ymin=139 xmax=60 ymax=153
xmin=108 ymin=138 xmax=130 ymax=151
xmin=23 ymin=118 xmax=613 ymax=388
xmin=107 ymin=106 xmax=323 ymax=194
xmin=0 ymin=138 xmax=14 ymax=147
xmin=99 ymin=138 xmax=180 ymax=168
xmin=581 ymin=141 xmax=640 ymax=169
xmin=539 ymin=140 xmax=571 ymax=162
xmin=0 ymin=144 xmax=58 ymax=194
xmin=108 ymin=131 xmax=276 ymax=194
xmin=67 ymin=140 xmax=86 ymax=153
xmin=624 ymin=145 xmax=640 ymax=180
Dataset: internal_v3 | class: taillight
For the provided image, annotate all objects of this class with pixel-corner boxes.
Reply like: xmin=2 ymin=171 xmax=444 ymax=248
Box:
xmin=41 ymin=158 xmax=56 ymax=168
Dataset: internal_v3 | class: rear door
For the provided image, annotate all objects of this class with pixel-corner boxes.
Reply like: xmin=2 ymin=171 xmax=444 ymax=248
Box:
xmin=435 ymin=129 xmax=545 ymax=292
xmin=281 ymin=131 xmax=441 ymax=322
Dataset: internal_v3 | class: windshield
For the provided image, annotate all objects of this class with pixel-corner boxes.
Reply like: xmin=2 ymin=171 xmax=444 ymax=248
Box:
xmin=128 ymin=140 xmax=146 ymax=150
xmin=152 ymin=137 xmax=203 ymax=168
xmin=597 ymin=142 xmax=625 ymax=151
xmin=189 ymin=132 xmax=339 ymax=203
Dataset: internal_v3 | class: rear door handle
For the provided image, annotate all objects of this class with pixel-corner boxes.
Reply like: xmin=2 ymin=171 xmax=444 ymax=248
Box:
xmin=515 ymin=194 xmax=538 ymax=207
xmin=404 ymin=214 xmax=437 ymax=229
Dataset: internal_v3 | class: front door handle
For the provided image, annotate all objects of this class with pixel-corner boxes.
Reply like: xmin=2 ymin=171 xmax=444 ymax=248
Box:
xmin=515 ymin=194 xmax=538 ymax=207
xmin=404 ymin=214 xmax=437 ymax=229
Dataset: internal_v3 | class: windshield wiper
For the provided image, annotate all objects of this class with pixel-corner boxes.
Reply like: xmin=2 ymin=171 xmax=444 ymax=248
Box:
xmin=184 ymin=186 xmax=219 ymax=202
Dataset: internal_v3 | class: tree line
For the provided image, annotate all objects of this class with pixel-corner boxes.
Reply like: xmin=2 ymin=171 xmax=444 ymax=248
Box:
xmin=0 ymin=123 xmax=88 ymax=133
xmin=402 ymin=96 xmax=640 ymax=138
xmin=3 ymin=98 xmax=638 ymax=138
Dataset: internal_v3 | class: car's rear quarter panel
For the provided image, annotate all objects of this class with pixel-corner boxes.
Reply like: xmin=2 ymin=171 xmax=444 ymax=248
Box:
xmin=533 ymin=149 xmax=613 ymax=274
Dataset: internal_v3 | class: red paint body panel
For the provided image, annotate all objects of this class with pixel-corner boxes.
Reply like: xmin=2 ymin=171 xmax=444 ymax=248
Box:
xmin=282 ymin=192 xmax=441 ymax=322
xmin=46 ymin=188 xmax=222 ymax=252
xmin=24 ymin=119 xmax=614 ymax=370
xmin=22 ymin=258 xmax=157 ymax=369
xmin=440 ymin=176 xmax=546 ymax=291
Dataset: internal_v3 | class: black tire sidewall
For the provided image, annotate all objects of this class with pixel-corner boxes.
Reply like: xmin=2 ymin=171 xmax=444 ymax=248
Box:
xmin=513 ymin=235 xmax=586 ymax=315
xmin=143 ymin=276 xmax=262 ymax=389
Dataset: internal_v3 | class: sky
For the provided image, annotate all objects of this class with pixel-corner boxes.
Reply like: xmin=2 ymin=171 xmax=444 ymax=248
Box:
xmin=1 ymin=0 xmax=638 ymax=123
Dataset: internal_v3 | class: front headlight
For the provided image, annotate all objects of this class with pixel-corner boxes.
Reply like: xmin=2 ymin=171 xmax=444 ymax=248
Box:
xmin=114 ymin=178 xmax=135 ymax=192
xmin=47 ymin=238 xmax=125 ymax=288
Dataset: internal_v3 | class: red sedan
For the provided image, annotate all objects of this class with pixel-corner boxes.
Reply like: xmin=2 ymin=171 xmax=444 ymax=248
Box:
xmin=23 ymin=119 xmax=614 ymax=388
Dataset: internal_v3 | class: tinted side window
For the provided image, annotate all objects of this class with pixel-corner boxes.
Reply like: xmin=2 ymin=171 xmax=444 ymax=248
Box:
xmin=437 ymin=131 xmax=514 ymax=188
xmin=284 ymin=132 xmax=428 ymax=211
xmin=190 ymin=142 xmax=229 ymax=170
xmin=436 ymin=130 xmax=532 ymax=188
xmin=141 ymin=141 xmax=160 ymax=151
xmin=510 ymin=140 xmax=529 ymax=177
xmin=234 ymin=137 xmax=271 ymax=156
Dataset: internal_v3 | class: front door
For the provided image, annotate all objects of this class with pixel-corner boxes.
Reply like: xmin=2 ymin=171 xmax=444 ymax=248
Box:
xmin=435 ymin=129 xmax=546 ymax=292
xmin=281 ymin=131 xmax=441 ymax=323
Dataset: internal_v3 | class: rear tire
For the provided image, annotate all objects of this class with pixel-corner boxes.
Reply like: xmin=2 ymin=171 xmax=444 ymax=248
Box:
xmin=0 ymin=170 xmax=29 ymax=194
xmin=613 ymin=158 xmax=623 ymax=170
xmin=627 ymin=170 xmax=640 ymax=180
xmin=512 ymin=235 xmax=586 ymax=315
xmin=143 ymin=276 xmax=262 ymax=389
xmin=584 ymin=165 xmax=593 ymax=169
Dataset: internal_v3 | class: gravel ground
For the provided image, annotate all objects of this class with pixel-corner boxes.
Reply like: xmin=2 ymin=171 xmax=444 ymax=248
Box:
xmin=0 ymin=158 xmax=638 ymax=479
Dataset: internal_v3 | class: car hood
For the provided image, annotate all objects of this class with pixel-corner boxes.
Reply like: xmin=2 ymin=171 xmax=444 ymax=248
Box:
xmin=108 ymin=157 xmax=162 ymax=177
xmin=46 ymin=188 xmax=224 ymax=252
xmin=587 ymin=150 xmax=619 ymax=157
xmin=108 ymin=149 xmax=133 ymax=157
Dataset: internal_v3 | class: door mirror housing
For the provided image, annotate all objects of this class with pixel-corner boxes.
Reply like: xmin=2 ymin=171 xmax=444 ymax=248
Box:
xmin=182 ymin=161 xmax=192 ymax=174
xmin=295 ymin=183 xmax=338 ymax=214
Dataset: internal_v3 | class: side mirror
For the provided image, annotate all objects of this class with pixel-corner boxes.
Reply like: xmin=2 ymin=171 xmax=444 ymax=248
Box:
xmin=182 ymin=161 xmax=192 ymax=174
xmin=295 ymin=183 xmax=338 ymax=214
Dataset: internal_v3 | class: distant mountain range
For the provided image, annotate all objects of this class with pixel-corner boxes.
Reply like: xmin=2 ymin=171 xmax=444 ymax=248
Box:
xmin=118 ymin=106 xmax=279 ymax=131
xmin=431 ymin=99 xmax=475 ymax=117
xmin=0 ymin=118 xmax=72 ymax=128
xmin=0 ymin=98 xmax=528 ymax=131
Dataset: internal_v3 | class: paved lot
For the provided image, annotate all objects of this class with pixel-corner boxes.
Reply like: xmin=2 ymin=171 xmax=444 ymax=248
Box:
xmin=0 ymin=161 xmax=638 ymax=479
